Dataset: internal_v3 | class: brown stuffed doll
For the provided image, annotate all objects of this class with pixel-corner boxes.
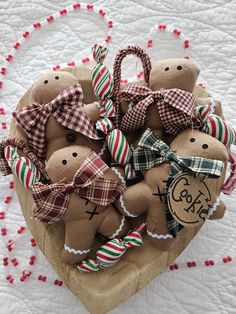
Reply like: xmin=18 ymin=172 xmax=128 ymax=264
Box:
xmin=115 ymin=128 xmax=228 ymax=250
xmin=112 ymin=47 xmax=199 ymax=148
xmin=31 ymin=145 xmax=129 ymax=265
xmin=112 ymin=47 xmax=223 ymax=147
xmin=13 ymin=71 xmax=103 ymax=161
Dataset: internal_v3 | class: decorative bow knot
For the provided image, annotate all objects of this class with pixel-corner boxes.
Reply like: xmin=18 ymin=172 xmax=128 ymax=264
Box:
xmin=119 ymin=84 xmax=196 ymax=135
xmin=13 ymin=84 xmax=103 ymax=159
xmin=32 ymin=151 xmax=125 ymax=224
xmin=78 ymin=223 xmax=145 ymax=272
xmin=91 ymin=44 xmax=136 ymax=179
xmin=133 ymin=128 xmax=224 ymax=178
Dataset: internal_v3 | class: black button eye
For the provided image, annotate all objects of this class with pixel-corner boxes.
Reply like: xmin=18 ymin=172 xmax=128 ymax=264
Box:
xmin=202 ymin=144 xmax=208 ymax=149
xmin=165 ymin=67 xmax=169 ymax=71
xmin=177 ymin=65 xmax=182 ymax=70
xmin=55 ymin=76 xmax=59 ymax=80
xmin=72 ymin=152 xmax=77 ymax=157
xmin=190 ymin=138 xmax=195 ymax=142
xmin=44 ymin=80 xmax=48 ymax=84
xmin=62 ymin=159 xmax=67 ymax=165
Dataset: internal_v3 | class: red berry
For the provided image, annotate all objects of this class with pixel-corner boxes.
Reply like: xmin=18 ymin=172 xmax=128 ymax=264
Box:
xmin=47 ymin=16 xmax=54 ymax=23
xmin=99 ymin=9 xmax=105 ymax=16
xmin=6 ymin=54 xmax=13 ymax=62
xmin=23 ymin=31 xmax=29 ymax=38
xmin=73 ymin=3 xmax=81 ymax=10
xmin=60 ymin=9 xmax=67 ymax=15
xmin=184 ymin=40 xmax=189 ymax=48
xmin=1 ymin=67 xmax=6 ymax=75
xmin=147 ymin=39 xmax=153 ymax=48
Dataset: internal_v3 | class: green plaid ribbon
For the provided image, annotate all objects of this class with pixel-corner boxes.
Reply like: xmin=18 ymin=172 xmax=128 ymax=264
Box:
xmin=133 ymin=128 xmax=224 ymax=237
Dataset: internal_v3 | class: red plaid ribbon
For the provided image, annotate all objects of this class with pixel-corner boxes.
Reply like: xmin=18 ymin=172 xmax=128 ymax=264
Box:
xmin=13 ymin=84 xmax=103 ymax=159
xmin=32 ymin=152 xmax=125 ymax=224
xmin=119 ymin=84 xmax=196 ymax=135
xmin=0 ymin=137 xmax=45 ymax=176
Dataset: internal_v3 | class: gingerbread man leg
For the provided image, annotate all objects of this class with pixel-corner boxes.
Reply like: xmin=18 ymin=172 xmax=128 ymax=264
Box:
xmin=146 ymin=199 xmax=175 ymax=251
xmin=61 ymin=219 xmax=96 ymax=264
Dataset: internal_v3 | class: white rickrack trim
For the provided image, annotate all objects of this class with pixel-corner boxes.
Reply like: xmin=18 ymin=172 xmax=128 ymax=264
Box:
xmin=208 ymin=196 xmax=221 ymax=218
xmin=98 ymin=141 xmax=107 ymax=157
xmin=111 ymin=167 xmax=126 ymax=186
xmin=147 ymin=230 xmax=173 ymax=239
xmin=64 ymin=244 xmax=91 ymax=255
xmin=209 ymin=97 xmax=216 ymax=113
xmin=118 ymin=194 xmax=138 ymax=217
xmin=109 ymin=215 xmax=126 ymax=239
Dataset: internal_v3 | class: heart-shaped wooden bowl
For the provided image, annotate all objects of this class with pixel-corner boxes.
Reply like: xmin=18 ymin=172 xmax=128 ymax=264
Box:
xmin=11 ymin=67 xmax=208 ymax=314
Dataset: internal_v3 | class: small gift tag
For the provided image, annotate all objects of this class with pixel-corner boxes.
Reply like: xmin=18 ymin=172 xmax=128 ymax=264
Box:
xmin=167 ymin=173 xmax=213 ymax=227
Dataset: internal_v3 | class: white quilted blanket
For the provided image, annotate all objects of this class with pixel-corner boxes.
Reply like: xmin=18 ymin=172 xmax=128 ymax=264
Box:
xmin=0 ymin=1 xmax=235 ymax=313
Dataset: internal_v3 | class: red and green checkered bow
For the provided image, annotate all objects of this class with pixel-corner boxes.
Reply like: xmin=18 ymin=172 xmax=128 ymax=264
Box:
xmin=133 ymin=128 xmax=224 ymax=178
xmin=32 ymin=151 xmax=125 ymax=224
xmin=194 ymin=104 xmax=236 ymax=194
xmin=91 ymin=44 xmax=135 ymax=179
xmin=13 ymin=84 xmax=103 ymax=160
xmin=119 ymin=84 xmax=196 ymax=135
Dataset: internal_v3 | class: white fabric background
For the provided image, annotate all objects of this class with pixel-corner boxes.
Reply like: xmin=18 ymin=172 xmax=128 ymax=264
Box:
xmin=0 ymin=0 xmax=235 ymax=313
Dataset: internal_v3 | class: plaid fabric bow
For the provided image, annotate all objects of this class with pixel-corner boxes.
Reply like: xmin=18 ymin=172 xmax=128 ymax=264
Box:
xmin=13 ymin=84 xmax=103 ymax=159
xmin=32 ymin=152 xmax=125 ymax=224
xmin=119 ymin=84 xmax=196 ymax=135
xmin=133 ymin=128 xmax=224 ymax=177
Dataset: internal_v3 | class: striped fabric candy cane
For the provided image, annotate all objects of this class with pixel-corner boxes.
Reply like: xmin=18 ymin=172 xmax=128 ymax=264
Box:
xmin=106 ymin=129 xmax=135 ymax=178
xmin=4 ymin=144 xmax=18 ymax=167
xmin=77 ymin=223 xmax=146 ymax=272
xmin=194 ymin=105 xmax=236 ymax=146
xmin=92 ymin=43 xmax=135 ymax=179
xmin=92 ymin=44 xmax=113 ymax=100
xmin=194 ymin=105 xmax=236 ymax=194
xmin=4 ymin=145 xmax=41 ymax=189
